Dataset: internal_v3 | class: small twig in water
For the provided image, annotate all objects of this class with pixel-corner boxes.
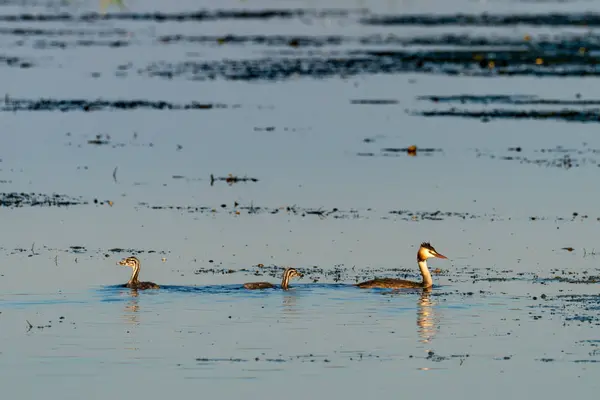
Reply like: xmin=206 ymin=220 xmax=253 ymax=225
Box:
xmin=583 ymin=248 xmax=597 ymax=258
xmin=54 ymin=255 xmax=58 ymax=267
xmin=113 ymin=166 xmax=118 ymax=183
xmin=306 ymin=208 xmax=327 ymax=219
xmin=210 ymin=173 xmax=258 ymax=186
xmin=306 ymin=207 xmax=339 ymax=220
xmin=26 ymin=320 xmax=33 ymax=332
xmin=30 ymin=242 xmax=38 ymax=256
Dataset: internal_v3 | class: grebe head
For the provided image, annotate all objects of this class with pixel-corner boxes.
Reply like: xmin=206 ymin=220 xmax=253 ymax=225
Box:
xmin=418 ymin=242 xmax=448 ymax=261
xmin=280 ymin=267 xmax=303 ymax=290
xmin=118 ymin=256 xmax=140 ymax=269
xmin=285 ymin=268 xmax=303 ymax=279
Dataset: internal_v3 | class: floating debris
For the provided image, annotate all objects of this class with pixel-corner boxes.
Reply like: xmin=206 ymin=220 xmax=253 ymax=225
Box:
xmin=358 ymin=146 xmax=442 ymax=157
xmin=88 ymin=134 xmax=110 ymax=145
xmin=141 ymin=47 xmax=600 ymax=81
xmin=155 ymin=32 xmax=589 ymax=50
xmin=350 ymin=99 xmax=399 ymax=105
xmin=191 ymin=351 xmax=385 ymax=365
xmin=0 ymin=26 xmax=130 ymax=38
xmin=389 ymin=209 xmax=485 ymax=221
xmin=24 ymin=316 xmax=73 ymax=333
xmin=28 ymin=39 xmax=130 ymax=49
xmin=69 ymin=246 xmax=86 ymax=254
xmin=415 ymin=109 xmax=600 ymax=123
xmin=210 ymin=174 xmax=259 ymax=186
xmin=0 ymin=192 xmax=86 ymax=207
xmin=0 ymin=9 xmax=365 ymax=23
xmin=127 ymin=200 xmax=600 ymax=223
xmin=360 ymin=12 xmax=600 ymax=27
xmin=476 ymin=145 xmax=600 ymax=169
xmin=0 ymin=98 xmax=232 ymax=112
xmin=159 ymin=34 xmax=346 ymax=47
xmin=0 ymin=55 xmax=32 ymax=69
xmin=382 ymin=146 xmax=441 ymax=157
xmin=418 ymin=94 xmax=600 ymax=106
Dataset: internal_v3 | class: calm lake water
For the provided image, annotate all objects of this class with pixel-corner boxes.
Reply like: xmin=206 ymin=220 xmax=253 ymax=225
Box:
xmin=1 ymin=0 xmax=600 ymax=398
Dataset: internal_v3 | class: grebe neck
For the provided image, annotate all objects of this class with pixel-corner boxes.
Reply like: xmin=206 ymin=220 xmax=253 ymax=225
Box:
xmin=281 ymin=272 xmax=291 ymax=290
xmin=418 ymin=259 xmax=433 ymax=288
xmin=128 ymin=263 xmax=140 ymax=285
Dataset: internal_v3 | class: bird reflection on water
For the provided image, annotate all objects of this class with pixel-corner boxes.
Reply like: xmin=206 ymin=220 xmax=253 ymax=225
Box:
xmin=382 ymin=287 xmax=439 ymax=343
xmin=281 ymin=293 xmax=298 ymax=315
xmin=416 ymin=288 xmax=439 ymax=344
xmin=122 ymin=289 xmax=140 ymax=325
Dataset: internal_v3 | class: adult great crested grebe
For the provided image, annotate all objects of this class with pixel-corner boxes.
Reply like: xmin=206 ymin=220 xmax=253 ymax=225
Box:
xmin=117 ymin=256 xmax=160 ymax=290
xmin=356 ymin=242 xmax=447 ymax=289
xmin=243 ymin=267 xmax=303 ymax=290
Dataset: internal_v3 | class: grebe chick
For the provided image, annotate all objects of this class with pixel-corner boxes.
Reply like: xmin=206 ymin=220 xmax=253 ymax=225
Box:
xmin=117 ymin=256 xmax=160 ymax=290
xmin=244 ymin=267 xmax=303 ymax=290
xmin=356 ymin=242 xmax=447 ymax=289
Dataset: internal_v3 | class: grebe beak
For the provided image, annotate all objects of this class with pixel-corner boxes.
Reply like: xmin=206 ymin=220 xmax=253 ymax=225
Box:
xmin=434 ymin=252 xmax=448 ymax=259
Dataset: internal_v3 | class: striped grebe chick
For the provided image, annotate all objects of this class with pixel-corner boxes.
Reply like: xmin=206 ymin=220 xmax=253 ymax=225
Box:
xmin=117 ymin=256 xmax=160 ymax=290
xmin=356 ymin=242 xmax=447 ymax=289
xmin=244 ymin=267 xmax=303 ymax=290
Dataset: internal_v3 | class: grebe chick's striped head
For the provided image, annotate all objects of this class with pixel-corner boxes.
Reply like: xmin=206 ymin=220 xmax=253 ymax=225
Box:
xmin=281 ymin=267 xmax=303 ymax=290
xmin=284 ymin=268 xmax=303 ymax=279
xmin=117 ymin=256 xmax=141 ymax=268
xmin=417 ymin=242 xmax=448 ymax=262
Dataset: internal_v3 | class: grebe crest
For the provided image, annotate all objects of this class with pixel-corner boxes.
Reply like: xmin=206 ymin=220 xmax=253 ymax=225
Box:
xmin=117 ymin=256 xmax=160 ymax=290
xmin=357 ymin=242 xmax=448 ymax=289
xmin=244 ymin=267 xmax=303 ymax=290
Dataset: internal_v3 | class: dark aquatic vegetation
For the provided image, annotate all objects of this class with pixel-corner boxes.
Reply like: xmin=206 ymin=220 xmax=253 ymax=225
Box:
xmin=359 ymin=12 xmax=600 ymax=27
xmin=0 ymin=192 xmax=86 ymax=207
xmin=0 ymin=55 xmax=32 ymax=69
xmin=0 ymin=8 xmax=366 ymax=23
xmin=415 ymin=108 xmax=600 ymax=123
xmin=209 ymin=173 xmax=259 ymax=186
xmin=475 ymin=145 xmax=600 ymax=169
xmin=350 ymin=99 xmax=399 ymax=105
xmin=417 ymin=94 xmax=600 ymax=106
xmin=140 ymin=48 xmax=600 ymax=81
xmin=0 ymin=97 xmax=231 ymax=112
